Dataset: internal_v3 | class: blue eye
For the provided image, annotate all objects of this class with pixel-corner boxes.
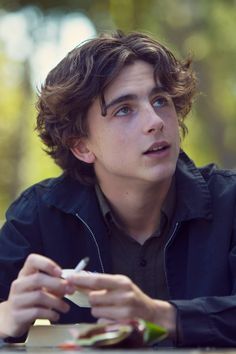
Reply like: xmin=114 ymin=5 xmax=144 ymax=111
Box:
xmin=153 ymin=96 xmax=169 ymax=108
xmin=115 ymin=106 xmax=131 ymax=117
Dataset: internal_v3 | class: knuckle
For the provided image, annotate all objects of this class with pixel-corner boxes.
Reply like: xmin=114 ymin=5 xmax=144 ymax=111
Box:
xmin=25 ymin=253 xmax=36 ymax=265
xmin=91 ymin=307 xmax=96 ymax=317
xmin=11 ymin=279 xmax=20 ymax=292
xmin=117 ymin=275 xmax=132 ymax=290
xmin=88 ymin=293 xmax=95 ymax=303
xmin=93 ymin=278 xmax=102 ymax=287
xmin=34 ymin=290 xmax=45 ymax=303
xmin=126 ymin=291 xmax=135 ymax=304
xmin=91 ymin=307 xmax=99 ymax=318
xmin=50 ymin=311 xmax=60 ymax=322
xmin=32 ymin=272 xmax=43 ymax=284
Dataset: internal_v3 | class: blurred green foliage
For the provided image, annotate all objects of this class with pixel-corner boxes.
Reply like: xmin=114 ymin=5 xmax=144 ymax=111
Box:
xmin=0 ymin=0 xmax=236 ymax=221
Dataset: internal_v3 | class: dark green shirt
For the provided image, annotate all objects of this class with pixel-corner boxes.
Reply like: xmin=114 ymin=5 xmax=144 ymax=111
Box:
xmin=95 ymin=180 xmax=176 ymax=300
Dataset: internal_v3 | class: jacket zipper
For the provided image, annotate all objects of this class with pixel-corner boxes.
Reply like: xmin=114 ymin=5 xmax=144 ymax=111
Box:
xmin=75 ymin=213 xmax=105 ymax=273
xmin=164 ymin=222 xmax=180 ymax=297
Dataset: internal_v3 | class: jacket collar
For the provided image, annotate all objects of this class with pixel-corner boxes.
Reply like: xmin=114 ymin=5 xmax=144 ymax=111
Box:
xmin=43 ymin=150 xmax=213 ymax=222
xmin=42 ymin=174 xmax=111 ymax=273
xmin=42 ymin=174 xmax=98 ymax=217
xmin=175 ymin=150 xmax=212 ymax=221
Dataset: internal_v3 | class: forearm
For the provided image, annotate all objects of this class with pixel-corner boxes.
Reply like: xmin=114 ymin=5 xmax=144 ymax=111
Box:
xmin=0 ymin=300 xmax=15 ymax=339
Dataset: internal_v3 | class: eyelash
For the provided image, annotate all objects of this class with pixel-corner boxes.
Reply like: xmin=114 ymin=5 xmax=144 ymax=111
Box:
xmin=113 ymin=95 xmax=171 ymax=118
xmin=152 ymin=95 xmax=170 ymax=108
xmin=114 ymin=106 xmax=132 ymax=117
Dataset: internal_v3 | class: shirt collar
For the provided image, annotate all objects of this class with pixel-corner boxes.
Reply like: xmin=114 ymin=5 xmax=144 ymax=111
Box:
xmin=95 ymin=178 xmax=176 ymax=234
xmin=42 ymin=150 xmax=212 ymax=222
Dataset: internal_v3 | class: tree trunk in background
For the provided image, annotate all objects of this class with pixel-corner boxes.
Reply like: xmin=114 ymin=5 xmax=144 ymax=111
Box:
xmin=161 ymin=23 xmax=236 ymax=168
xmin=9 ymin=59 xmax=32 ymax=200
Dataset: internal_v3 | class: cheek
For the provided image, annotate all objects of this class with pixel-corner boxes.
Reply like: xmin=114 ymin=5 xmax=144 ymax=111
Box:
xmin=166 ymin=115 xmax=180 ymax=147
xmin=92 ymin=131 xmax=127 ymax=160
xmin=167 ymin=113 xmax=179 ymax=134
xmin=107 ymin=126 xmax=130 ymax=145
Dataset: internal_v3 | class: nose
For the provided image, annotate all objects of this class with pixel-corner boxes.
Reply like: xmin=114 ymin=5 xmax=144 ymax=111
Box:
xmin=142 ymin=103 xmax=164 ymax=134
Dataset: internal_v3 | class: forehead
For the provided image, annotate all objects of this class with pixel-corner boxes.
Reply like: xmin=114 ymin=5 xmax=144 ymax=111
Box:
xmin=87 ymin=60 xmax=159 ymax=119
xmin=103 ymin=60 xmax=157 ymax=100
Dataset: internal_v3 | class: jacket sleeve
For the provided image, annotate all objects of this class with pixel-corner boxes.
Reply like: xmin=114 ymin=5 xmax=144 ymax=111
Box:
xmin=0 ymin=188 xmax=43 ymax=301
xmin=170 ymin=215 xmax=236 ymax=347
xmin=170 ymin=295 xmax=236 ymax=347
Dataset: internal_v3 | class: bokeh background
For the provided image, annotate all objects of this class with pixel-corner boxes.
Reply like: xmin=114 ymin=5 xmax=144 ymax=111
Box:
xmin=0 ymin=0 xmax=236 ymax=222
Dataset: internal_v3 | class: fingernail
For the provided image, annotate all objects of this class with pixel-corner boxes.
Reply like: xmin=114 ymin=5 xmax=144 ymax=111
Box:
xmin=63 ymin=304 xmax=70 ymax=313
xmin=53 ymin=313 xmax=60 ymax=321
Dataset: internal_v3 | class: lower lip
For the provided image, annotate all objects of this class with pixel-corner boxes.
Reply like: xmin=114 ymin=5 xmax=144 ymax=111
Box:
xmin=143 ymin=146 xmax=170 ymax=159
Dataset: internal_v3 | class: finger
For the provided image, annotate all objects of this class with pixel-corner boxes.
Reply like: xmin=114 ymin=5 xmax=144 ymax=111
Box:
xmin=11 ymin=272 xmax=70 ymax=296
xmin=9 ymin=307 xmax=61 ymax=337
xmin=69 ymin=273 xmax=132 ymax=291
xmin=15 ymin=307 xmax=61 ymax=326
xmin=89 ymin=289 xmax=136 ymax=307
xmin=91 ymin=305 xmax=134 ymax=320
xmin=11 ymin=291 xmax=70 ymax=314
xmin=19 ymin=254 xmax=61 ymax=277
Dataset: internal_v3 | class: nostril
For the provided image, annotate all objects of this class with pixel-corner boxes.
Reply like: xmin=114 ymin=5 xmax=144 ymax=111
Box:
xmin=147 ymin=122 xmax=164 ymax=133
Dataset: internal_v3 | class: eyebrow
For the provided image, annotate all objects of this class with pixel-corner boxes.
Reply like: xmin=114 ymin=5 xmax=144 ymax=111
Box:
xmin=104 ymin=94 xmax=136 ymax=112
xmin=102 ymin=85 xmax=165 ymax=114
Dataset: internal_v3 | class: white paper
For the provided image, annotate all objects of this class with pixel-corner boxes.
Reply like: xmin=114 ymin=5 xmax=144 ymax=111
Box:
xmin=61 ymin=269 xmax=91 ymax=308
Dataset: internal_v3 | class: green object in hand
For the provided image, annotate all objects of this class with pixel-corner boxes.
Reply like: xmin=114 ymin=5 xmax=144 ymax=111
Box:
xmin=72 ymin=318 xmax=168 ymax=348
xmin=143 ymin=319 xmax=168 ymax=345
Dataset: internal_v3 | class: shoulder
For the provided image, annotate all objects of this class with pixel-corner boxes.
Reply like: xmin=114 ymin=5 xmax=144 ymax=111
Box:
xmin=199 ymin=163 xmax=236 ymax=187
xmin=5 ymin=174 xmax=94 ymax=221
xmin=197 ymin=164 xmax=236 ymax=208
xmin=177 ymin=151 xmax=236 ymax=205
xmin=180 ymin=150 xmax=236 ymax=188
xmin=5 ymin=174 xmax=71 ymax=220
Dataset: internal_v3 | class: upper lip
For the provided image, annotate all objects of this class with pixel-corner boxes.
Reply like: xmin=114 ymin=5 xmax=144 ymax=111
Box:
xmin=143 ymin=141 xmax=170 ymax=154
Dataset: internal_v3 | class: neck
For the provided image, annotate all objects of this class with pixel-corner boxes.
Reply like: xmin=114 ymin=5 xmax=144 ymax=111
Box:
xmin=98 ymin=178 xmax=172 ymax=244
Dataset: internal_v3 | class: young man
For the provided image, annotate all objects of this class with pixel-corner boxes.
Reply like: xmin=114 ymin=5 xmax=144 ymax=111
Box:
xmin=0 ymin=31 xmax=236 ymax=347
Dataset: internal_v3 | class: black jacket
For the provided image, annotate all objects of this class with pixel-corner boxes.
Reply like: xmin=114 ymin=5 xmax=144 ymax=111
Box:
xmin=0 ymin=151 xmax=236 ymax=347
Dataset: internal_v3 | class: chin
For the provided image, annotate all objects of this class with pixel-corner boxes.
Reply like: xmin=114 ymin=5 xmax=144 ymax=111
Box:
xmin=149 ymin=165 xmax=176 ymax=183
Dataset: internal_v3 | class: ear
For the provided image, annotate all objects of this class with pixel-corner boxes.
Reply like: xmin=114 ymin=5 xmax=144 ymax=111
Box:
xmin=70 ymin=139 xmax=95 ymax=164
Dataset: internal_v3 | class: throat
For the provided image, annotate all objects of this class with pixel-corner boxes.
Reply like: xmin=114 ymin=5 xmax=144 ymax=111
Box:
xmin=109 ymin=200 xmax=161 ymax=245
xmin=126 ymin=226 xmax=159 ymax=245
xmin=97 ymin=178 xmax=172 ymax=244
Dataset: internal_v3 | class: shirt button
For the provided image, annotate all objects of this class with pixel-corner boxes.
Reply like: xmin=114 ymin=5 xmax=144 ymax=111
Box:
xmin=140 ymin=259 xmax=147 ymax=267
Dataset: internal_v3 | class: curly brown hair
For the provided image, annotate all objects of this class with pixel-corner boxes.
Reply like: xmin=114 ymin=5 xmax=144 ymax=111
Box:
xmin=36 ymin=30 xmax=197 ymax=184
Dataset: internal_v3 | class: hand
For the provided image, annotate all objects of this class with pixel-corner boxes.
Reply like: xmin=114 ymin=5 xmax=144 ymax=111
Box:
xmin=0 ymin=254 xmax=75 ymax=338
xmin=68 ymin=272 xmax=177 ymax=338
